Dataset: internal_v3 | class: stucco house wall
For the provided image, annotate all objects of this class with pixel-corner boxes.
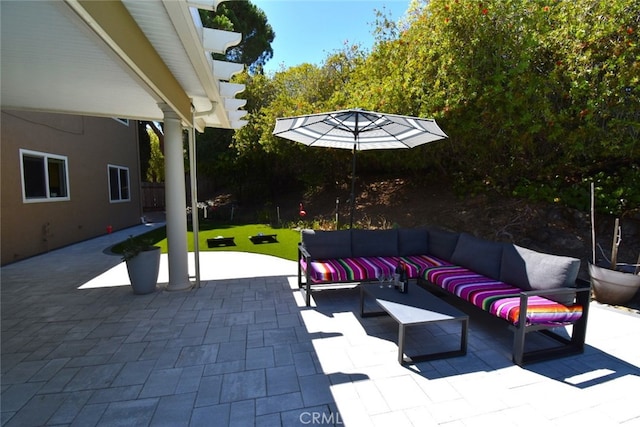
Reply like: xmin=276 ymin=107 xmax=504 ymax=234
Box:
xmin=1 ymin=110 xmax=144 ymax=265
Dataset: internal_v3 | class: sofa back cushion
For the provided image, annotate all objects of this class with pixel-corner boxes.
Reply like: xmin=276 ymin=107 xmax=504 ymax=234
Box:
xmin=351 ymin=229 xmax=399 ymax=257
xmin=398 ymin=228 xmax=429 ymax=256
xmin=427 ymin=228 xmax=460 ymax=262
xmin=301 ymin=229 xmax=352 ymax=259
xmin=451 ymin=233 xmax=504 ymax=280
xmin=500 ymin=244 xmax=580 ymax=304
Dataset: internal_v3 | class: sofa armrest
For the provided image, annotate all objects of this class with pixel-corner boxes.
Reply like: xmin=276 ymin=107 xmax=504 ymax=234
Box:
xmin=512 ymin=279 xmax=591 ymax=365
xmin=515 ymin=280 xmax=591 ymax=330
xmin=297 ymin=243 xmax=314 ymax=306
xmin=517 ymin=279 xmax=591 ymax=304
xmin=298 ymin=243 xmax=312 ymax=260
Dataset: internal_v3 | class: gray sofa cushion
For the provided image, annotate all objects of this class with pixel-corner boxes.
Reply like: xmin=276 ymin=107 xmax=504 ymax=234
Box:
xmin=427 ymin=228 xmax=460 ymax=261
xmin=351 ymin=229 xmax=399 ymax=257
xmin=398 ymin=228 xmax=429 ymax=256
xmin=301 ymin=229 xmax=352 ymax=259
xmin=500 ymin=244 xmax=580 ymax=304
xmin=451 ymin=233 xmax=504 ymax=280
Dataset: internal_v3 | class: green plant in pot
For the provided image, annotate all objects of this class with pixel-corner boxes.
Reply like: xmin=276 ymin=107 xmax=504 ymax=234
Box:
xmin=121 ymin=235 xmax=161 ymax=295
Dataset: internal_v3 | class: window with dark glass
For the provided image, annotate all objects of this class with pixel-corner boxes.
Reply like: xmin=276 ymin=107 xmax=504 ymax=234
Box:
xmin=108 ymin=165 xmax=130 ymax=202
xmin=20 ymin=150 xmax=69 ymax=201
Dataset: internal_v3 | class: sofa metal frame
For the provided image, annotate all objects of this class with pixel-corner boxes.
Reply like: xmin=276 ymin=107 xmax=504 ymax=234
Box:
xmin=298 ymin=236 xmax=592 ymax=366
xmin=418 ymin=277 xmax=592 ymax=366
xmin=298 ymin=244 xmax=364 ymax=306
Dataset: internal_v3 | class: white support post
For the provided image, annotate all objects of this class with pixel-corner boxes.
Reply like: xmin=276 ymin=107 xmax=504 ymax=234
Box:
xmin=161 ymin=105 xmax=192 ymax=291
xmin=188 ymin=106 xmax=201 ymax=288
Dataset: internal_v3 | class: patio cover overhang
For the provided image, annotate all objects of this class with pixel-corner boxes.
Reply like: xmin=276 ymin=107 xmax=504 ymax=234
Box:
xmin=1 ymin=0 xmax=248 ymax=290
xmin=0 ymin=0 xmax=247 ymax=131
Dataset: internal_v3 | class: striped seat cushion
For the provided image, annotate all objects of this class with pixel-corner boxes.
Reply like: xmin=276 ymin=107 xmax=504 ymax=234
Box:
xmin=424 ymin=265 xmax=514 ymax=300
xmin=302 ymin=256 xmax=396 ymax=283
xmin=301 ymin=255 xmax=449 ymax=284
xmin=393 ymin=254 xmax=452 ymax=278
xmin=490 ymin=296 xmax=584 ymax=326
xmin=423 ymin=265 xmax=583 ymax=326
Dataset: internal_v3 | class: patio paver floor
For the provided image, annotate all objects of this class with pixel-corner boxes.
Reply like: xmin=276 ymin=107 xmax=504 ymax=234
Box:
xmin=2 ymin=223 xmax=640 ymax=426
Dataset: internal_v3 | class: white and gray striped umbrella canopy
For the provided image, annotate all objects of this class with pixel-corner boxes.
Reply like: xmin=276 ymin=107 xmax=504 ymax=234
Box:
xmin=272 ymin=108 xmax=447 ymax=150
xmin=273 ymin=109 xmax=447 ymax=227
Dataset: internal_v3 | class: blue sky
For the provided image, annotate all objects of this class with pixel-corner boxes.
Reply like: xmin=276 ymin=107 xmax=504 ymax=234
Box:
xmin=251 ymin=0 xmax=410 ymax=74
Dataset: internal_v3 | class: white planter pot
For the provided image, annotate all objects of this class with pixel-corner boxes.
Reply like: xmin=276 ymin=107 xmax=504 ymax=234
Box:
xmin=589 ymin=263 xmax=640 ymax=305
xmin=126 ymin=247 xmax=161 ymax=295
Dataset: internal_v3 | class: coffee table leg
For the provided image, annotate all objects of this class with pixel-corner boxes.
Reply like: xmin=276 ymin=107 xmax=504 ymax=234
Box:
xmin=398 ymin=323 xmax=406 ymax=364
xmin=398 ymin=318 xmax=468 ymax=364
xmin=359 ymin=286 xmax=388 ymax=318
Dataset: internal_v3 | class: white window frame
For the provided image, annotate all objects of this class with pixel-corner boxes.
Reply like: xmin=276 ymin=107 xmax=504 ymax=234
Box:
xmin=108 ymin=164 xmax=131 ymax=203
xmin=19 ymin=149 xmax=70 ymax=203
xmin=113 ymin=118 xmax=129 ymax=126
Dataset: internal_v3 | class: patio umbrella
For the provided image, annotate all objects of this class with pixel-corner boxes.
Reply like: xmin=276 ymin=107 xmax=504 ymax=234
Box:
xmin=273 ymin=108 xmax=448 ymax=227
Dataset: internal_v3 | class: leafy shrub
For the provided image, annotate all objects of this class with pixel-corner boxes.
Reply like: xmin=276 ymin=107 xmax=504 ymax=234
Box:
xmin=512 ymin=166 xmax=640 ymax=216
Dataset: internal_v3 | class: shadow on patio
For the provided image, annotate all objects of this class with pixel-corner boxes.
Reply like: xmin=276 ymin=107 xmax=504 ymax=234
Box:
xmin=309 ymin=287 xmax=640 ymax=389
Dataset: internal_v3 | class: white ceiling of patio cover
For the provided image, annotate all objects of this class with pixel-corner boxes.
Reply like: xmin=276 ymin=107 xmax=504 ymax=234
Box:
xmin=273 ymin=109 xmax=448 ymax=150
xmin=0 ymin=0 xmax=246 ymax=130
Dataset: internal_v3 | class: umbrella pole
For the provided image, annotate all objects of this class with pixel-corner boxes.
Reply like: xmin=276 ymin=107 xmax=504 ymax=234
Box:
xmin=349 ymin=143 xmax=356 ymax=228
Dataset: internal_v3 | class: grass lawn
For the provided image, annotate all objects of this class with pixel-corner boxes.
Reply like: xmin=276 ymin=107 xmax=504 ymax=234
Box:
xmin=111 ymin=222 xmax=301 ymax=262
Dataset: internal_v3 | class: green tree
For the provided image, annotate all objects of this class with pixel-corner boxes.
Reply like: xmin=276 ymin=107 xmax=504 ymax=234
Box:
xmin=146 ymin=126 xmax=165 ymax=183
xmin=194 ymin=1 xmax=275 ymax=198
xmin=209 ymin=0 xmax=640 ymax=215
xmin=137 ymin=122 xmax=152 ymax=182
xmin=200 ymin=1 xmax=275 ymax=73
xmin=232 ymin=48 xmax=374 ymax=199
xmin=351 ymin=0 xmax=639 ymax=214
xmin=233 ymin=64 xmax=333 ymax=199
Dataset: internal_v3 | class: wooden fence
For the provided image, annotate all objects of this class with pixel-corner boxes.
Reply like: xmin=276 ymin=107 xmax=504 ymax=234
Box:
xmin=141 ymin=182 xmax=165 ymax=211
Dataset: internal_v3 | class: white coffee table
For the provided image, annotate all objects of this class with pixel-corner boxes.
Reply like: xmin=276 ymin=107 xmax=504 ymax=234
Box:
xmin=360 ymin=282 xmax=469 ymax=364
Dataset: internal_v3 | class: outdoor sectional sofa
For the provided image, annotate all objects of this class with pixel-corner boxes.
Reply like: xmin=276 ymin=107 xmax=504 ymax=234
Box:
xmin=298 ymin=227 xmax=591 ymax=365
